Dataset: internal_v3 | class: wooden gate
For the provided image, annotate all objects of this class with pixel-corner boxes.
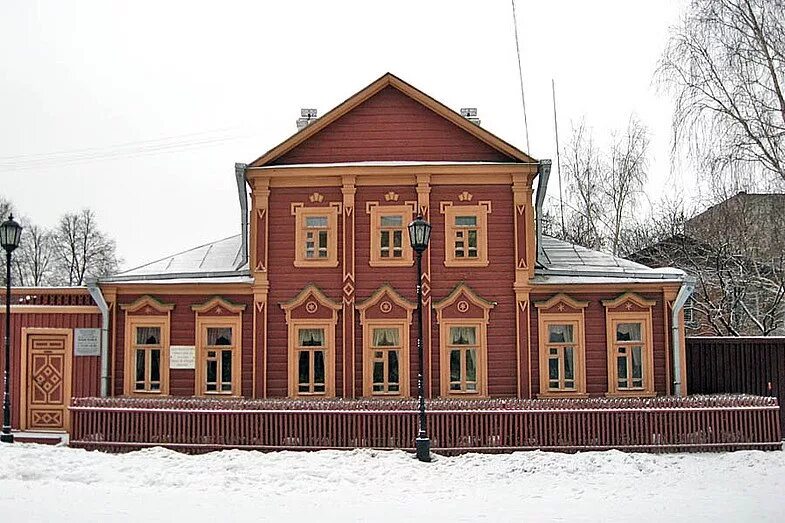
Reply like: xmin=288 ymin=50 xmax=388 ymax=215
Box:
xmin=21 ymin=328 xmax=73 ymax=431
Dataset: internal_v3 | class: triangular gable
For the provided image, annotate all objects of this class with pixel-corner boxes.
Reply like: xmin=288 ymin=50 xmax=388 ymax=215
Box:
xmin=250 ymin=73 xmax=536 ymax=167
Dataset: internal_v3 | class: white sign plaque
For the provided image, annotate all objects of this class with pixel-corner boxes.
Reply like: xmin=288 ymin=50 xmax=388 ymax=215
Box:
xmin=170 ymin=345 xmax=196 ymax=369
xmin=74 ymin=328 xmax=101 ymax=357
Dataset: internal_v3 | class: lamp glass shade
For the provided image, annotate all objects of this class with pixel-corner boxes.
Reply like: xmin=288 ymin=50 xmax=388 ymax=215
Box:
xmin=0 ymin=215 xmax=22 ymax=252
xmin=408 ymin=215 xmax=432 ymax=253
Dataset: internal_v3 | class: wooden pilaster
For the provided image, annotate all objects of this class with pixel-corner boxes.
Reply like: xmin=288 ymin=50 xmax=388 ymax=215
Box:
xmin=416 ymin=173 xmax=433 ymax=397
xmin=512 ymin=174 xmax=534 ymax=398
xmin=252 ymin=176 xmax=271 ymax=398
xmin=341 ymin=175 xmax=356 ymax=397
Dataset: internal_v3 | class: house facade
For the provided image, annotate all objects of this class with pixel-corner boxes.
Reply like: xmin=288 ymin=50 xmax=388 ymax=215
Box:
xmin=1 ymin=74 xmax=692 ymax=434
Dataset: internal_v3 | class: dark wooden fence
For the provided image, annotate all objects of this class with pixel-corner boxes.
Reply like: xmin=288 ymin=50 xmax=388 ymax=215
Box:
xmin=69 ymin=395 xmax=781 ymax=454
xmin=686 ymin=337 xmax=785 ymax=434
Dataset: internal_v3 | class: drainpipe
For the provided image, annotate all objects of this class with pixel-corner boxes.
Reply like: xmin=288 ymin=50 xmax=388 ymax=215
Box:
xmin=671 ymin=276 xmax=695 ymax=397
xmin=86 ymin=278 xmax=110 ymax=397
xmin=534 ymin=159 xmax=552 ymax=265
xmin=235 ymin=162 xmax=249 ymax=269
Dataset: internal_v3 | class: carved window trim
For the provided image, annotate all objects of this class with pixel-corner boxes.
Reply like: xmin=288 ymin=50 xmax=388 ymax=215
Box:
xmin=535 ymin=294 xmax=589 ymax=398
xmin=603 ymin=293 xmax=656 ymax=398
xmin=123 ymin=315 xmax=170 ymax=396
xmin=439 ymin=320 xmax=488 ymax=396
xmin=368 ymin=204 xmax=415 ymax=267
xmin=194 ymin=315 xmax=242 ymax=397
xmin=441 ymin=202 xmax=491 ymax=267
xmin=293 ymin=205 xmax=339 ymax=268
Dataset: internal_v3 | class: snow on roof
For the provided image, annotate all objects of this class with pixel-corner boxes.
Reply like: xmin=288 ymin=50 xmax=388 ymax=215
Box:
xmin=103 ymin=235 xmax=246 ymax=283
xmin=536 ymin=236 xmax=685 ymax=284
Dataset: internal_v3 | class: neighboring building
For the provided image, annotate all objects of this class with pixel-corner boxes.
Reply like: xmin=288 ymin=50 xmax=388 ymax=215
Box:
xmin=630 ymin=192 xmax=785 ymax=337
xmin=0 ymin=73 xmax=691 ymax=434
xmin=686 ymin=192 xmax=785 ymax=263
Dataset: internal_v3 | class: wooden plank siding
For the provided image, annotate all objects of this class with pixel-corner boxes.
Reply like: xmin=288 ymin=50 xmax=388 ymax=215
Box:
xmin=266 ymin=186 xmax=344 ymax=397
xmin=353 ymin=185 xmax=420 ymax=397
xmin=0 ymin=307 xmax=101 ymax=429
xmin=113 ymin=294 xmax=254 ymax=397
xmin=429 ymin=184 xmax=517 ymax=397
xmin=272 ymin=87 xmax=516 ymax=165
xmin=529 ymin=291 xmax=669 ymax=397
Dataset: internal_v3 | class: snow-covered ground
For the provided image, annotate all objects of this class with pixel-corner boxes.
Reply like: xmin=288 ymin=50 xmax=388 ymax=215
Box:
xmin=1 ymin=444 xmax=783 ymax=522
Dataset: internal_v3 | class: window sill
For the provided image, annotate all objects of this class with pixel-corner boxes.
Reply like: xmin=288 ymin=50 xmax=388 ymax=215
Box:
xmin=443 ymin=259 xmax=490 ymax=268
xmin=369 ymin=259 xmax=414 ymax=268
xmin=294 ymin=260 xmax=339 ymax=268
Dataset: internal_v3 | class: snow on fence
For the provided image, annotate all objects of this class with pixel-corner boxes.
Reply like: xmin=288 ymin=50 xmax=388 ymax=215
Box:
xmin=69 ymin=395 xmax=782 ymax=454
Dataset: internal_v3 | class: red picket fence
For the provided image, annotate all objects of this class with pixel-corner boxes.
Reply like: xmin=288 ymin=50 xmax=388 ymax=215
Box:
xmin=69 ymin=395 xmax=781 ymax=454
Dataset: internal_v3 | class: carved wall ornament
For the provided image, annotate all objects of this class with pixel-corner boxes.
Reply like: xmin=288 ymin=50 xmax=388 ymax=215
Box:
xmin=384 ymin=191 xmax=399 ymax=202
xmin=305 ymin=301 xmax=319 ymax=314
xmin=309 ymin=192 xmax=324 ymax=203
xmin=379 ymin=301 xmax=393 ymax=314
xmin=458 ymin=191 xmax=473 ymax=202
xmin=457 ymin=300 xmax=470 ymax=313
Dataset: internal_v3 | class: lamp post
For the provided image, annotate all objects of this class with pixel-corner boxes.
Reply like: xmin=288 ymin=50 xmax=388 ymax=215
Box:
xmin=1 ymin=214 xmax=22 ymax=444
xmin=407 ymin=215 xmax=432 ymax=462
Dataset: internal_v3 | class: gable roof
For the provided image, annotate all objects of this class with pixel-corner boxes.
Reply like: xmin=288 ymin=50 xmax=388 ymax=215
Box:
xmin=249 ymin=72 xmax=536 ymax=167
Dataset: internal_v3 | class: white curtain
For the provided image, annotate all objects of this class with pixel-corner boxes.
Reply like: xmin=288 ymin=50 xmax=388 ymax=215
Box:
xmin=616 ymin=322 xmax=641 ymax=342
xmin=450 ymin=326 xmax=476 ymax=346
xmin=548 ymin=324 xmax=573 ymax=344
xmin=373 ymin=328 xmax=400 ymax=347
xmin=299 ymin=328 xmax=325 ymax=347
xmin=207 ymin=327 xmax=232 ymax=346
xmin=136 ymin=327 xmax=161 ymax=345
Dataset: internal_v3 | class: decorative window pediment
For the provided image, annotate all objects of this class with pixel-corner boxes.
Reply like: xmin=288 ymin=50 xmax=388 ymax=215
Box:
xmin=433 ymin=283 xmax=495 ymax=323
xmin=534 ymin=293 xmax=590 ymax=314
xmin=357 ymin=285 xmax=416 ymax=323
xmin=602 ymin=292 xmax=656 ymax=313
xmin=191 ymin=296 xmax=247 ymax=315
xmin=280 ymin=285 xmax=341 ymax=322
xmin=120 ymin=295 xmax=175 ymax=315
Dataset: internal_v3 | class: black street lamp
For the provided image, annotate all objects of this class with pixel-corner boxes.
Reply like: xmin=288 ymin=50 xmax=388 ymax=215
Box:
xmin=407 ymin=214 xmax=432 ymax=462
xmin=1 ymin=214 xmax=22 ymax=444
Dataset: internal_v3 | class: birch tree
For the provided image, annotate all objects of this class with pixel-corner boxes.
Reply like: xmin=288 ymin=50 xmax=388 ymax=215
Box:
xmin=657 ymin=0 xmax=785 ymax=185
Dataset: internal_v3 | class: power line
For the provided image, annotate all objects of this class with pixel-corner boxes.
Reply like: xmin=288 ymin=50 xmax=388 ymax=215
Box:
xmin=552 ymin=78 xmax=566 ymax=237
xmin=511 ymin=0 xmax=531 ymax=152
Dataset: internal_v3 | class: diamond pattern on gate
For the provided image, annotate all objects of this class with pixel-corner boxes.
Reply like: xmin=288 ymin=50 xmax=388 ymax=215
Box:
xmin=32 ymin=358 xmax=63 ymax=403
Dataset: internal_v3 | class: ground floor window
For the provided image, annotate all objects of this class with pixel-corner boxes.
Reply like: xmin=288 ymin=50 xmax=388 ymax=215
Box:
xmin=613 ymin=321 xmax=645 ymax=390
xmin=134 ymin=326 xmax=163 ymax=392
xmin=195 ymin=315 xmax=242 ymax=397
xmin=439 ymin=323 xmax=487 ymax=395
xmin=603 ymin=293 xmax=656 ymax=397
xmin=364 ymin=323 xmax=409 ymax=396
xmin=297 ymin=327 xmax=327 ymax=394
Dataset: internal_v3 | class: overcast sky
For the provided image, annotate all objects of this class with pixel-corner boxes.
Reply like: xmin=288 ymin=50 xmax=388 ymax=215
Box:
xmin=1 ymin=0 xmax=687 ymax=269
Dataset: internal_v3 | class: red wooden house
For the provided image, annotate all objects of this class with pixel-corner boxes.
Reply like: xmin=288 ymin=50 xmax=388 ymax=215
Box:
xmin=1 ymin=73 xmax=696 ymax=438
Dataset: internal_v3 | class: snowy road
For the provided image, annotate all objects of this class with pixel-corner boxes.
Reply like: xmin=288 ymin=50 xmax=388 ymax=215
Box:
xmin=0 ymin=444 xmax=783 ymax=522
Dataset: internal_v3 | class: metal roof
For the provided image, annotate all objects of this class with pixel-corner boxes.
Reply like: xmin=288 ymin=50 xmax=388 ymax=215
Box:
xmin=534 ymin=236 xmax=684 ymax=284
xmin=102 ymin=233 xmax=684 ymax=285
xmin=103 ymin=235 xmax=247 ymax=283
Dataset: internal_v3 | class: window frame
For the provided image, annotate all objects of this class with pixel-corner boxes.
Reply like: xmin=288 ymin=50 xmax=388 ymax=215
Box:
xmin=362 ymin=319 xmax=410 ymax=397
xmin=442 ymin=204 xmax=489 ymax=267
xmin=288 ymin=319 xmax=336 ymax=398
xmin=195 ymin=315 xmax=242 ymax=397
xmin=293 ymin=205 xmax=339 ymax=268
xmin=124 ymin=316 xmax=170 ymax=396
xmin=605 ymin=310 xmax=655 ymax=398
xmin=537 ymin=314 xmax=588 ymax=398
xmin=369 ymin=204 xmax=414 ymax=267
xmin=439 ymin=320 xmax=488 ymax=396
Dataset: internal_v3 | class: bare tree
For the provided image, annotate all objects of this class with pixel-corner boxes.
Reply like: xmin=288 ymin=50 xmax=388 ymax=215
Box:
xmin=605 ymin=116 xmax=650 ymax=255
xmin=52 ymin=209 xmax=119 ymax=286
xmin=657 ymin=0 xmax=785 ymax=185
xmin=14 ymin=221 xmax=54 ymax=286
xmin=560 ymin=121 xmax=608 ymax=250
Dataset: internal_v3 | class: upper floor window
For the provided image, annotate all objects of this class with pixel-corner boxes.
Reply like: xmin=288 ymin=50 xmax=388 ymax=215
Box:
xmin=369 ymin=204 xmax=414 ymax=267
xmin=293 ymin=206 xmax=339 ymax=268
xmin=442 ymin=203 xmax=489 ymax=267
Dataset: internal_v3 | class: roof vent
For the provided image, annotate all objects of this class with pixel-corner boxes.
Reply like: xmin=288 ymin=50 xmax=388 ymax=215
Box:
xmin=296 ymin=108 xmax=318 ymax=130
xmin=460 ymin=107 xmax=481 ymax=126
